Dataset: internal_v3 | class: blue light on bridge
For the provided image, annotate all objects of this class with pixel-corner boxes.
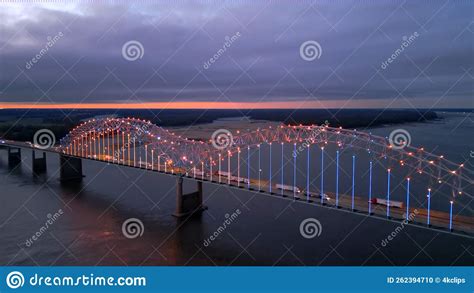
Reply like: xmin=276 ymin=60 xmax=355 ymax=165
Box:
xmin=228 ymin=151 xmax=231 ymax=185
xmin=218 ymin=153 xmax=222 ymax=183
xmin=210 ymin=156 xmax=212 ymax=181
xmin=386 ymin=169 xmax=391 ymax=218
xmin=427 ymin=189 xmax=431 ymax=226
xmin=258 ymin=144 xmax=261 ymax=191
xmin=320 ymin=147 xmax=324 ymax=204
xmin=281 ymin=143 xmax=284 ymax=196
xmin=336 ymin=150 xmax=339 ymax=207
xmin=307 ymin=146 xmax=310 ymax=202
xmin=237 ymin=150 xmax=240 ymax=187
xmin=293 ymin=143 xmax=297 ymax=199
xmin=449 ymin=200 xmax=454 ymax=231
xmin=352 ymin=155 xmax=355 ymax=211
xmin=406 ymin=178 xmax=410 ymax=221
xmin=247 ymin=146 xmax=250 ymax=189
xmin=269 ymin=143 xmax=272 ymax=193
xmin=368 ymin=161 xmax=373 ymax=214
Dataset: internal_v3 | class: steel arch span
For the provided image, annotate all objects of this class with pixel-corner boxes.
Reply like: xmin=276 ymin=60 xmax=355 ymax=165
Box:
xmin=59 ymin=117 xmax=213 ymax=170
xmin=59 ymin=117 xmax=470 ymax=199
xmin=58 ymin=117 xmax=473 ymax=235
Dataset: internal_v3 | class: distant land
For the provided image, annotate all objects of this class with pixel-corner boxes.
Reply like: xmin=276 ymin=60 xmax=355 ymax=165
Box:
xmin=0 ymin=108 xmax=469 ymax=142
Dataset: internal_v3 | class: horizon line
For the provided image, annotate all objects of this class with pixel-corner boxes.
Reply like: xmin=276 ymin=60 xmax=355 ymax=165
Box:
xmin=0 ymin=101 xmax=472 ymax=110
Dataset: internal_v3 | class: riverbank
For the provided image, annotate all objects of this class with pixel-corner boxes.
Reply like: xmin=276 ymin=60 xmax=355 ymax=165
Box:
xmin=0 ymin=108 xmax=441 ymax=142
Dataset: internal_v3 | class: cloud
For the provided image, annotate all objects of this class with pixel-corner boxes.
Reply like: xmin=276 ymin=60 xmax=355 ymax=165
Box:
xmin=0 ymin=1 xmax=472 ymax=107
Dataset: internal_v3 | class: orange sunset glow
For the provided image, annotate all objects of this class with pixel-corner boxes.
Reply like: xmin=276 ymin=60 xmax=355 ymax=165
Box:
xmin=0 ymin=98 xmax=455 ymax=109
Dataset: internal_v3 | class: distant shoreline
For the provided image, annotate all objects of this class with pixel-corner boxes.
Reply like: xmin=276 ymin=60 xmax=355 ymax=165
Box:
xmin=0 ymin=108 xmax=464 ymax=142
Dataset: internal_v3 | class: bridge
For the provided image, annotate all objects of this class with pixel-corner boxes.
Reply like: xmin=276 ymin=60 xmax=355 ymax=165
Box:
xmin=1 ymin=117 xmax=472 ymax=238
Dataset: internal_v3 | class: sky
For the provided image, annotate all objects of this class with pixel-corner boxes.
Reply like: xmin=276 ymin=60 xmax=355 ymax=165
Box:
xmin=0 ymin=0 xmax=472 ymax=109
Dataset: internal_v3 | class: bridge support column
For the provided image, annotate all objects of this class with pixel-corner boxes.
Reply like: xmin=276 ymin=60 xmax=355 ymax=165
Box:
xmin=8 ymin=147 xmax=22 ymax=167
xmin=59 ymin=154 xmax=84 ymax=182
xmin=173 ymin=176 xmax=207 ymax=218
xmin=32 ymin=151 xmax=47 ymax=174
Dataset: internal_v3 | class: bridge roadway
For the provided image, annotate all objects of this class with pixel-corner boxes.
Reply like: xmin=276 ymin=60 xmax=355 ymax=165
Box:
xmin=1 ymin=140 xmax=473 ymax=238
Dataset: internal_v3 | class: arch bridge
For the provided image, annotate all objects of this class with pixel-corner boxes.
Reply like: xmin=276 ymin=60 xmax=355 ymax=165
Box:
xmin=5 ymin=117 xmax=471 ymax=237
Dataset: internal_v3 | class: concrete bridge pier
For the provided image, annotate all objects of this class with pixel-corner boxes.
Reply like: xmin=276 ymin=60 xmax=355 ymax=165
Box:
xmin=8 ymin=147 xmax=22 ymax=167
xmin=173 ymin=176 xmax=207 ymax=218
xmin=32 ymin=151 xmax=47 ymax=174
xmin=59 ymin=154 xmax=84 ymax=182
